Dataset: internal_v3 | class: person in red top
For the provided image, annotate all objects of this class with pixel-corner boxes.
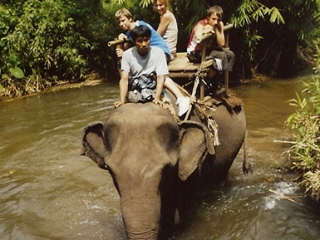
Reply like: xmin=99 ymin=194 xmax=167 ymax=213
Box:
xmin=187 ymin=5 xmax=235 ymax=86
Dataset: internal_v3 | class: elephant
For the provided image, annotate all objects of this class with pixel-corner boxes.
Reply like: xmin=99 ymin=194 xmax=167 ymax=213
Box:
xmin=80 ymin=94 xmax=247 ymax=239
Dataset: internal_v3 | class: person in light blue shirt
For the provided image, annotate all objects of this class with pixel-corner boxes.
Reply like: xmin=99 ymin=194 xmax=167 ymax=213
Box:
xmin=114 ymin=8 xmax=190 ymax=117
xmin=115 ymin=8 xmax=171 ymax=63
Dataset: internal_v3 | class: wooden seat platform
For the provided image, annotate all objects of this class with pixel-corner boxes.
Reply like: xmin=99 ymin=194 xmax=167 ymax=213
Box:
xmin=168 ymin=52 xmax=200 ymax=78
xmin=169 ymin=52 xmax=229 ymax=97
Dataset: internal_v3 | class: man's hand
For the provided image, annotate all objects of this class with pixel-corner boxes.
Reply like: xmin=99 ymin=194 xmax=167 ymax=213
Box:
xmin=114 ymin=100 xmax=125 ymax=109
xmin=153 ymin=98 xmax=164 ymax=108
xmin=203 ymin=24 xmax=214 ymax=35
xmin=214 ymin=21 xmax=223 ymax=32
xmin=116 ymin=48 xmax=124 ymax=58
xmin=118 ymin=33 xmax=128 ymax=41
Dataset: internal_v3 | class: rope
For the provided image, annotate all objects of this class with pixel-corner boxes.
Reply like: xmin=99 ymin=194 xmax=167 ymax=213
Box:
xmin=184 ymin=75 xmax=200 ymax=121
xmin=207 ymin=117 xmax=220 ymax=146
xmin=174 ymin=67 xmax=221 ymax=146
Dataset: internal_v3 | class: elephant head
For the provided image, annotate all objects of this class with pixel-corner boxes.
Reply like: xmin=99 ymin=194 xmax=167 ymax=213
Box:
xmin=80 ymin=102 xmax=217 ymax=239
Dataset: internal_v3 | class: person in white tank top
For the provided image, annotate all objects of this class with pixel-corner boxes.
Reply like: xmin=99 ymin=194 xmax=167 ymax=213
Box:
xmin=153 ymin=0 xmax=178 ymax=60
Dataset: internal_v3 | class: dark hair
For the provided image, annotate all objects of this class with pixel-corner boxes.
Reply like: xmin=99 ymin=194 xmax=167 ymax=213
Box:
xmin=207 ymin=5 xmax=223 ymax=20
xmin=130 ymin=25 xmax=151 ymax=42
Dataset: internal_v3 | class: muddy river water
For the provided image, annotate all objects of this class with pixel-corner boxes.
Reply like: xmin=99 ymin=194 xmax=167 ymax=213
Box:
xmin=1 ymin=76 xmax=320 ymax=240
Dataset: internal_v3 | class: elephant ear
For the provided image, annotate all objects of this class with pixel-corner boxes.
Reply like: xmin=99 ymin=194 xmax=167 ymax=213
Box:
xmin=80 ymin=122 xmax=108 ymax=169
xmin=178 ymin=120 xmax=215 ymax=181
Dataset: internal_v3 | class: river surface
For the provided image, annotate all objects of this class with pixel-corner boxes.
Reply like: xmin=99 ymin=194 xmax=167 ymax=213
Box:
xmin=1 ymin=76 xmax=320 ymax=240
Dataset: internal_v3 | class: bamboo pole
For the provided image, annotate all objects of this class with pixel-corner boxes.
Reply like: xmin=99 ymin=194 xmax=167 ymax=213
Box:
xmin=200 ymin=46 xmax=206 ymax=100
xmin=107 ymin=38 xmax=131 ymax=47
xmin=196 ymin=23 xmax=233 ymax=44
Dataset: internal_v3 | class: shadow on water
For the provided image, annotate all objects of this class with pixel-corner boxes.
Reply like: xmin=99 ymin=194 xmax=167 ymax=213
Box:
xmin=1 ymin=77 xmax=320 ymax=239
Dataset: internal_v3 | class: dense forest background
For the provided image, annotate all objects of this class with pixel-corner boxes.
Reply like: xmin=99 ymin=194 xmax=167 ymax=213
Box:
xmin=0 ymin=0 xmax=319 ymax=97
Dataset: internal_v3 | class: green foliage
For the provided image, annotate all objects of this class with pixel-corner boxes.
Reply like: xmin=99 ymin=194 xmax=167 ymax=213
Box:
xmin=301 ymin=170 xmax=320 ymax=200
xmin=0 ymin=0 xmax=113 ymax=97
xmin=0 ymin=0 xmax=319 ymax=97
xmin=314 ymin=40 xmax=320 ymax=73
xmin=112 ymin=0 xmax=153 ymax=8
xmin=285 ymin=46 xmax=320 ymax=201
xmin=9 ymin=67 xmax=24 ymax=79
xmin=231 ymin=1 xmax=284 ymax=27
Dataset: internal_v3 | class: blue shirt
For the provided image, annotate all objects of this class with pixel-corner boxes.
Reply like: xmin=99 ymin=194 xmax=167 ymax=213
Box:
xmin=126 ymin=20 xmax=171 ymax=61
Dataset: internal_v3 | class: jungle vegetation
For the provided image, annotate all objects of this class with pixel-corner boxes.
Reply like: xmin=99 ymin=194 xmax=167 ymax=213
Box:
xmin=0 ymin=0 xmax=319 ymax=97
xmin=285 ymin=49 xmax=320 ymax=202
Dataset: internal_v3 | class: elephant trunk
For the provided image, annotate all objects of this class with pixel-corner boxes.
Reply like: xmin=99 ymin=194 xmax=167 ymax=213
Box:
xmin=120 ymin=189 xmax=160 ymax=240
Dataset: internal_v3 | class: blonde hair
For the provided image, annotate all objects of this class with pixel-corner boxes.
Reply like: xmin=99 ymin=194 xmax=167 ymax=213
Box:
xmin=115 ymin=8 xmax=133 ymax=20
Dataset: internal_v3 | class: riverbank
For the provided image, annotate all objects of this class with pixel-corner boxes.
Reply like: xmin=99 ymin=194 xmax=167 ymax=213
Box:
xmin=45 ymin=75 xmax=107 ymax=92
xmin=0 ymin=65 xmax=315 ymax=103
xmin=0 ymin=72 xmax=108 ymax=103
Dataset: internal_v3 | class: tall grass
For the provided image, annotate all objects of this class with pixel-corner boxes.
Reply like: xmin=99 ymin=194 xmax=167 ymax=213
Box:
xmin=285 ymin=40 xmax=320 ymax=201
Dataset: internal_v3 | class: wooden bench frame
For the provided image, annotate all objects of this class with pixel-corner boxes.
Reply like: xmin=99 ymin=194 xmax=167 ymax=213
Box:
xmin=108 ymin=24 xmax=233 ymax=100
xmin=168 ymin=24 xmax=232 ymax=99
